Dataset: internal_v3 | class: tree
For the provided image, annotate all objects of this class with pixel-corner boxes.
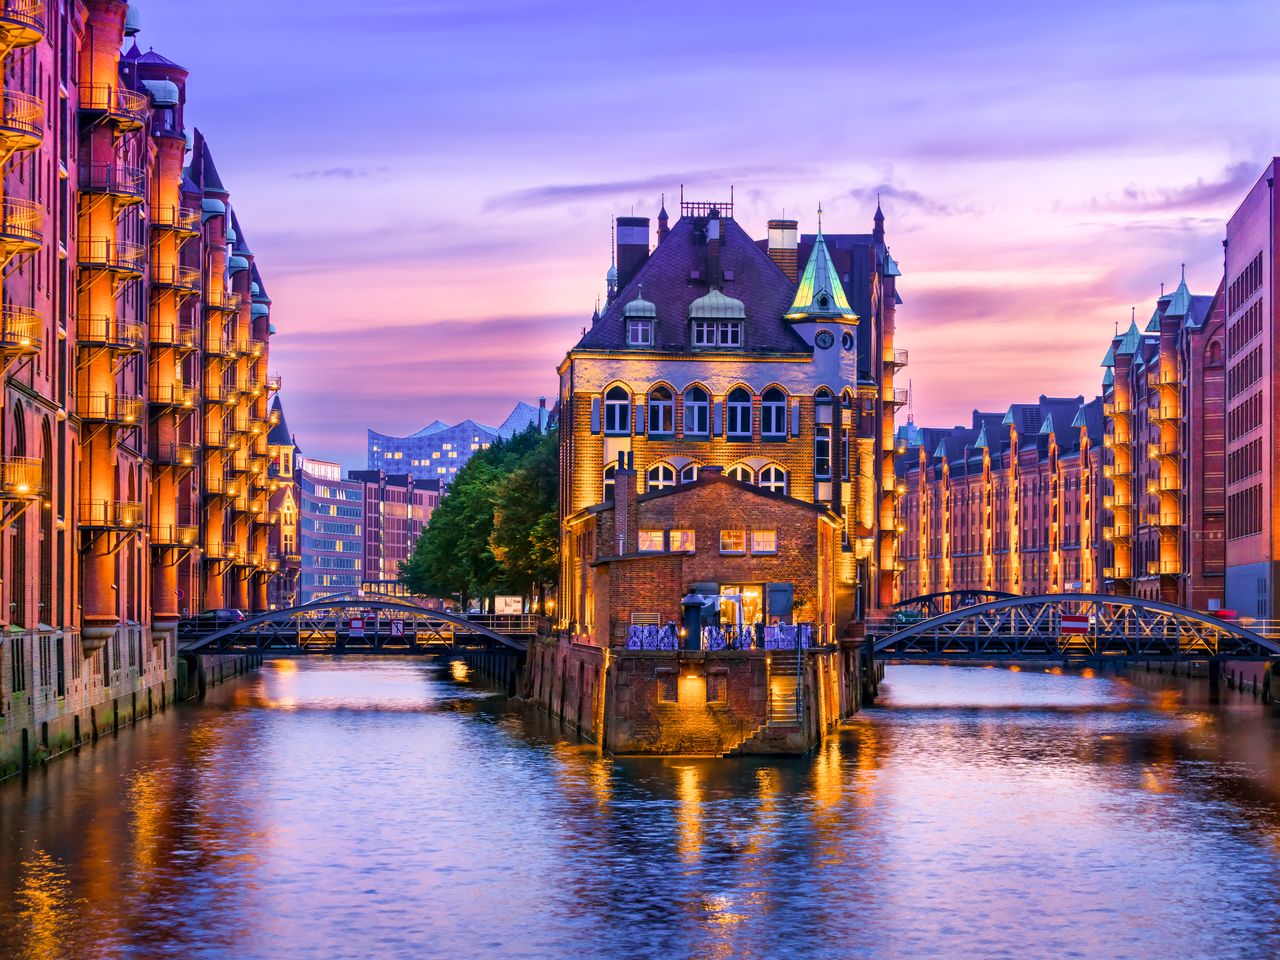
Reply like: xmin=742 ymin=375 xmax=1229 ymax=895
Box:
xmin=400 ymin=427 xmax=559 ymax=608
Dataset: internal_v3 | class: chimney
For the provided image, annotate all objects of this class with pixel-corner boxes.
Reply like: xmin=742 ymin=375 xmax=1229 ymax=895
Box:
xmin=768 ymin=219 xmax=799 ymax=282
xmin=538 ymin=396 xmax=546 ymax=430
xmin=707 ymin=215 xmax=722 ymax=286
xmin=616 ymin=216 xmax=650 ymax=291
xmin=615 ymin=451 xmax=638 ymax=555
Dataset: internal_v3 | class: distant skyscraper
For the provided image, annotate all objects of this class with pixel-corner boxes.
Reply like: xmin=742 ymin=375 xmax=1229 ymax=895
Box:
xmin=366 ymin=399 xmax=549 ymax=485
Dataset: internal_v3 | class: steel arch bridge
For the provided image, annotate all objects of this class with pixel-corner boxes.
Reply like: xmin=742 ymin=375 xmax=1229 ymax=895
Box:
xmin=872 ymin=593 xmax=1280 ymax=662
xmin=894 ymin=589 xmax=1017 ymax=618
xmin=178 ymin=598 xmax=527 ymax=655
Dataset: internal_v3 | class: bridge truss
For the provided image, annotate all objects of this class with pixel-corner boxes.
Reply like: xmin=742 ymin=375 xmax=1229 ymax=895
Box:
xmin=894 ymin=589 xmax=1017 ymax=618
xmin=179 ymin=598 xmax=527 ymax=654
xmin=873 ymin=593 xmax=1280 ymax=662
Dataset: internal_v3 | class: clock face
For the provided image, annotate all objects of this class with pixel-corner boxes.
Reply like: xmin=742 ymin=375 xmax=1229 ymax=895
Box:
xmin=815 ymin=330 xmax=835 ymax=349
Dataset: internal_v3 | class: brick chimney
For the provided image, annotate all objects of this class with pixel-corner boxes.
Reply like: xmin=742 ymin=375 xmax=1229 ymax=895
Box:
xmin=768 ymin=219 xmax=799 ymax=281
xmin=707 ymin=215 xmax=722 ymax=287
xmin=615 ymin=451 xmax=638 ymax=555
xmin=616 ymin=217 xmax=650 ymax=291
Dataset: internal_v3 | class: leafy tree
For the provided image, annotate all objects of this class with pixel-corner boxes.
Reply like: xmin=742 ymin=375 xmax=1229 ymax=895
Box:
xmin=400 ymin=427 xmax=559 ymax=608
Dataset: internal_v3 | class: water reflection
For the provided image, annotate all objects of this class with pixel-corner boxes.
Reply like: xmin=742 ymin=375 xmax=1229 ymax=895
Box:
xmin=1 ymin=660 xmax=1280 ymax=958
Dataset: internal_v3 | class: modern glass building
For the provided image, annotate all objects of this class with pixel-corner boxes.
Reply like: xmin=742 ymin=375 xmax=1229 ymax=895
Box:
xmin=297 ymin=458 xmax=364 ymax=603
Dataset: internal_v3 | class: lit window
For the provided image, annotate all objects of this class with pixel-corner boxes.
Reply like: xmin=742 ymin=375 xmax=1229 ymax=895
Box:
xmin=682 ymin=387 xmax=709 ymax=437
xmin=647 ymin=462 xmax=676 ymax=491
xmin=384 ymin=453 xmax=392 ymax=459
xmin=628 ymin=318 xmax=653 ymax=346
xmin=638 ymin=530 xmax=665 ymax=553
xmin=761 ymin=387 xmax=787 ymax=438
xmin=448 ymin=452 xmax=457 ymax=458
xmin=720 ymin=530 xmax=746 ymax=554
xmin=726 ymin=388 xmax=752 ymax=438
xmin=648 ymin=386 xmax=674 ymax=434
xmin=758 ymin=465 xmax=788 ymax=495
xmin=751 ymin=530 xmax=777 ymax=554
xmin=394 ymin=452 xmax=403 ymax=459
xmin=670 ymin=529 xmax=696 ymax=552
xmin=604 ymin=386 xmax=631 ymax=435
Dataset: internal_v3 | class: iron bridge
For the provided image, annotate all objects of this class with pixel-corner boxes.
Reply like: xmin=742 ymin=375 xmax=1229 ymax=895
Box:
xmin=894 ymin=589 xmax=1017 ymax=618
xmin=178 ymin=597 xmax=528 ymax=655
xmin=872 ymin=593 xmax=1280 ymax=662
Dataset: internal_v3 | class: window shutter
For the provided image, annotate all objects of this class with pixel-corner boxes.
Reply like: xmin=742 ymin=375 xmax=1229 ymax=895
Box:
xmin=790 ymin=400 xmax=801 ymax=437
xmin=713 ymin=401 xmax=723 ymax=436
xmin=590 ymin=398 xmax=601 ymax=434
xmin=636 ymin=402 xmax=647 ymax=436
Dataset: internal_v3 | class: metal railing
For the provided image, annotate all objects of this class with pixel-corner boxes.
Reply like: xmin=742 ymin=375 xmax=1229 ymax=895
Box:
xmin=0 ymin=0 xmax=46 ymax=39
xmin=76 ymin=315 xmax=144 ymax=350
xmin=78 ymin=162 xmax=145 ymax=201
xmin=79 ymin=393 xmax=142 ymax=424
xmin=0 ymin=305 xmax=40 ymax=353
xmin=79 ymin=83 xmax=148 ymax=126
xmin=150 ymin=204 xmax=200 ymax=233
xmin=151 ymin=441 xmax=198 ymax=466
xmin=150 ymin=262 xmax=201 ymax=290
xmin=0 ymin=195 xmax=41 ymax=247
xmin=0 ymin=455 xmax=41 ymax=498
xmin=0 ymin=89 xmax=42 ymax=144
xmin=80 ymin=499 xmax=144 ymax=529
xmin=149 ymin=382 xmax=198 ymax=408
xmin=78 ymin=237 xmax=145 ymax=273
xmin=151 ymin=523 xmax=199 ymax=547
xmin=149 ymin=322 xmax=199 ymax=351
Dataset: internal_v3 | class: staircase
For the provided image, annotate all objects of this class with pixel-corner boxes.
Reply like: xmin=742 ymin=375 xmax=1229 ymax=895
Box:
xmin=768 ymin=649 xmax=803 ymax=727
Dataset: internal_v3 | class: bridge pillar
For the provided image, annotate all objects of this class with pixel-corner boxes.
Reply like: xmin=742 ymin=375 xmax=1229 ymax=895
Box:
xmin=1208 ymin=659 xmax=1222 ymax=704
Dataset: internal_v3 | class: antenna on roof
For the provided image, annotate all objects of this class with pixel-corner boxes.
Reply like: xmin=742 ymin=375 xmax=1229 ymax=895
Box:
xmin=817 ymin=202 xmax=823 ymax=232
xmin=1160 ymin=282 xmax=1165 ymax=296
xmin=1181 ymin=262 xmax=1186 ymax=282
xmin=907 ymin=379 xmax=915 ymax=425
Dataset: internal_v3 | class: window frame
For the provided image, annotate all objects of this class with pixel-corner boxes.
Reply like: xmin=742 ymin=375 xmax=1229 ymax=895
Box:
xmin=761 ymin=387 xmax=787 ymax=438
xmin=682 ymin=387 xmax=710 ymax=437
xmin=603 ymin=386 xmax=631 ymax=436
xmin=750 ymin=529 xmax=777 ymax=555
xmin=726 ymin=387 xmax=752 ymax=439
xmin=646 ymin=462 xmax=676 ymax=492
xmin=648 ymin=386 xmax=675 ymax=435
xmin=758 ymin=465 xmax=788 ymax=495
xmin=627 ymin=318 xmax=653 ymax=346
xmin=719 ymin=529 xmax=746 ymax=555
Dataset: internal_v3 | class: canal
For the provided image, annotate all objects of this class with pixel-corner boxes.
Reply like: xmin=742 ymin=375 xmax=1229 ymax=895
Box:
xmin=3 ymin=658 xmax=1280 ymax=959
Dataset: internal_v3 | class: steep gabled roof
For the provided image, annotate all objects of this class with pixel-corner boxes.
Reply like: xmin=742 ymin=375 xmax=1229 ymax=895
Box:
xmin=785 ymin=229 xmax=856 ymax=320
xmin=267 ymin=396 xmax=292 ymax=446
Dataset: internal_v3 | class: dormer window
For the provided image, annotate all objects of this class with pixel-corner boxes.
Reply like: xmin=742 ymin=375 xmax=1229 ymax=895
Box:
xmin=688 ymin=289 xmax=746 ymax=349
xmin=627 ymin=318 xmax=653 ymax=346
xmin=691 ymin=320 xmax=743 ymax=348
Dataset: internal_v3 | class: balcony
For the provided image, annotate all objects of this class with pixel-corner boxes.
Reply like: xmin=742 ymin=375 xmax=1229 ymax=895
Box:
xmin=78 ymin=83 xmax=148 ymax=131
xmin=1147 ymin=404 xmax=1182 ymax=423
xmin=1148 ymin=440 xmax=1178 ymax=458
xmin=151 ymin=523 xmax=199 ymax=548
xmin=76 ymin=316 xmax=144 ymax=352
xmin=0 ymin=195 xmax=41 ymax=259
xmin=888 ymin=348 xmax=908 ymax=369
xmin=150 ymin=262 xmax=201 ymax=292
xmin=78 ymin=238 xmax=145 ymax=277
xmin=1154 ymin=511 xmax=1180 ymax=527
xmin=266 ymin=373 xmax=282 ymax=393
xmin=227 ymin=450 xmax=251 ymax=475
xmin=0 ymin=1 xmax=45 ymax=52
xmin=253 ymin=509 xmax=279 ymax=527
xmin=150 ymin=204 xmax=201 ymax=236
xmin=0 ymin=89 xmax=42 ymax=157
xmin=204 ymin=331 xmax=229 ymax=356
xmin=1147 ymin=560 xmax=1180 ymax=576
xmin=149 ymin=382 xmax=198 ymax=410
xmin=80 ymin=499 xmax=144 ymax=530
xmin=152 ymin=441 xmax=198 ymax=467
xmin=80 ymin=393 xmax=142 ymax=425
xmin=205 ymin=426 xmax=229 ymax=449
xmin=150 ymin=322 xmax=198 ymax=352
xmin=887 ymin=387 xmax=908 ymax=408
xmin=203 ymin=541 xmax=241 ymax=563
xmin=78 ymin=162 xmax=145 ymax=205
xmin=227 ymin=336 xmax=251 ymax=357
xmin=0 ymin=305 xmax=40 ymax=357
xmin=206 ymin=290 xmax=241 ymax=314
xmin=204 ymin=380 xmax=233 ymax=404
xmin=0 ymin=455 xmax=40 ymax=499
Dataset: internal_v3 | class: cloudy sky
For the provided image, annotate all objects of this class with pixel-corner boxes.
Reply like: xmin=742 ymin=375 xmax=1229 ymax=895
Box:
xmin=141 ymin=0 xmax=1280 ymax=466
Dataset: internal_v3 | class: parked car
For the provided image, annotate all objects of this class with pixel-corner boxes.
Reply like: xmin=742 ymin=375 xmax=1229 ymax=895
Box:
xmin=177 ymin=608 xmax=246 ymax=638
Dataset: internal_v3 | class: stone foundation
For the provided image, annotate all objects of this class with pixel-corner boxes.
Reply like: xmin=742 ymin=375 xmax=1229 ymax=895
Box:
xmin=526 ymin=636 xmax=865 ymax=756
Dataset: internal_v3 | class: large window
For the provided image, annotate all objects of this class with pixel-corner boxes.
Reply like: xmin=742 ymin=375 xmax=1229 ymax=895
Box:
xmin=670 ymin=529 xmax=696 ymax=552
xmin=691 ymin=320 xmax=743 ymax=348
xmin=761 ymin=388 xmax=787 ymax=438
xmin=604 ymin=386 xmax=631 ymax=435
xmin=727 ymin=388 xmax=752 ymax=439
xmin=647 ymin=462 xmax=676 ymax=491
xmin=815 ymin=425 xmax=832 ymax=479
xmin=627 ymin=318 xmax=653 ymax=346
xmin=638 ymin=529 xmax=665 ymax=552
xmin=648 ymin=387 xmax=674 ymax=435
xmin=683 ymin=387 xmax=709 ymax=437
xmin=758 ymin=465 xmax=788 ymax=495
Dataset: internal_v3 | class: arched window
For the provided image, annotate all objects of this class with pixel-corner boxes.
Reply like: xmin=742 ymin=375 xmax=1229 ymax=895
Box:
xmin=647 ymin=462 xmax=676 ymax=491
xmin=727 ymin=464 xmax=754 ymax=484
xmin=814 ymin=389 xmax=833 ymax=479
xmin=761 ymin=387 xmax=787 ymax=438
xmin=648 ymin=386 xmax=674 ymax=435
xmin=602 ymin=464 xmax=617 ymax=501
xmin=604 ymin=386 xmax=630 ymax=435
xmin=758 ymin=465 xmax=788 ymax=494
xmin=679 ymin=463 xmax=700 ymax=483
xmin=726 ymin=387 xmax=752 ymax=439
xmin=682 ymin=387 xmax=709 ymax=437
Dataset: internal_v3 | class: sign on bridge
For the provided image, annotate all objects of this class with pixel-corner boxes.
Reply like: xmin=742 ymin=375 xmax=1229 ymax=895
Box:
xmin=1059 ymin=614 xmax=1090 ymax=635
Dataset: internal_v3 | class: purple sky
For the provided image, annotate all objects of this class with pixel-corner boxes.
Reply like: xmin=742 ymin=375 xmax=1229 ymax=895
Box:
xmin=140 ymin=0 xmax=1280 ymax=467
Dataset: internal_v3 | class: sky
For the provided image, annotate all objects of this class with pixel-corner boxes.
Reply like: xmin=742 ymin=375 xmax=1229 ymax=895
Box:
xmin=140 ymin=0 xmax=1280 ymax=467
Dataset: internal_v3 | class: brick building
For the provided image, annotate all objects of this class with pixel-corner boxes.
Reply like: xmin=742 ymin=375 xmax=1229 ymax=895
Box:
xmin=347 ymin=468 xmax=438 ymax=595
xmin=1099 ymin=276 xmax=1226 ymax=608
xmin=895 ymin=396 xmax=1105 ymax=599
xmin=297 ymin=457 xmax=363 ymax=604
xmin=0 ymin=1 xmax=287 ymax=774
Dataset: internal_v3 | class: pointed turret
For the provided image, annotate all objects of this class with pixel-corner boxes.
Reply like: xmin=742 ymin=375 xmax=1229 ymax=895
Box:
xmin=873 ymin=196 xmax=885 ymax=244
xmin=657 ymin=195 xmax=669 ymax=244
xmin=786 ymin=211 xmax=857 ymax=321
xmin=1165 ymin=264 xmax=1192 ymax=318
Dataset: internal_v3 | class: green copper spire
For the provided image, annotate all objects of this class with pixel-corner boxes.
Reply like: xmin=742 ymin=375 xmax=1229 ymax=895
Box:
xmin=785 ymin=206 xmax=857 ymax=321
xmin=1165 ymin=264 xmax=1192 ymax=318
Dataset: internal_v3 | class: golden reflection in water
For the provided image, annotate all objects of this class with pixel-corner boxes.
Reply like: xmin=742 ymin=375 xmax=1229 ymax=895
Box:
xmin=1081 ymin=667 xmax=1097 ymax=679
xmin=449 ymin=659 xmax=471 ymax=683
xmin=126 ymin=767 xmax=170 ymax=872
xmin=14 ymin=849 xmax=76 ymax=960
xmin=675 ymin=763 xmax=703 ymax=865
xmin=271 ymin=657 xmax=299 ymax=673
xmin=809 ymin=736 xmax=850 ymax=870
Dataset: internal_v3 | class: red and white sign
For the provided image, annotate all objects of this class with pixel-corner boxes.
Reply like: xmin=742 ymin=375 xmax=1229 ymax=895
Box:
xmin=390 ymin=620 xmax=404 ymax=638
xmin=349 ymin=617 xmax=364 ymax=638
xmin=1060 ymin=614 xmax=1090 ymax=635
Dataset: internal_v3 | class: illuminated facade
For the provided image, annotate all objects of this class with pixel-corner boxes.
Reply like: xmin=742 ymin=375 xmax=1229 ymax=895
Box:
xmin=297 ymin=458 xmax=363 ymax=604
xmin=348 ymin=469 xmax=438 ymax=594
xmin=895 ymin=397 xmax=1105 ymax=599
xmin=0 ymin=1 xmax=286 ymax=774
xmin=557 ymin=196 xmax=903 ymax=639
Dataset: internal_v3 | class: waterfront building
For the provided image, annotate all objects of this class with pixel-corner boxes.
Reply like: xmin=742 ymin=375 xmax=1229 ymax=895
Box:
xmin=1099 ymin=277 xmax=1226 ymax=609
xmin=1223 ymin=161 xmax=1279 ymax=618
xmin=895 ymin=396 xmax=1105 ymax=599
xmin=297 ymin=458 xmax=364 ymax=604
xmin=367 ymin=399 xmax=549 ymax=486
xmin=0 ymin=1 xmax=287 ymax=772
xmin=347 ymin=469 xmax=438 ymax=595
xmin=267 ymin=395 xmax=300 ymax=608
